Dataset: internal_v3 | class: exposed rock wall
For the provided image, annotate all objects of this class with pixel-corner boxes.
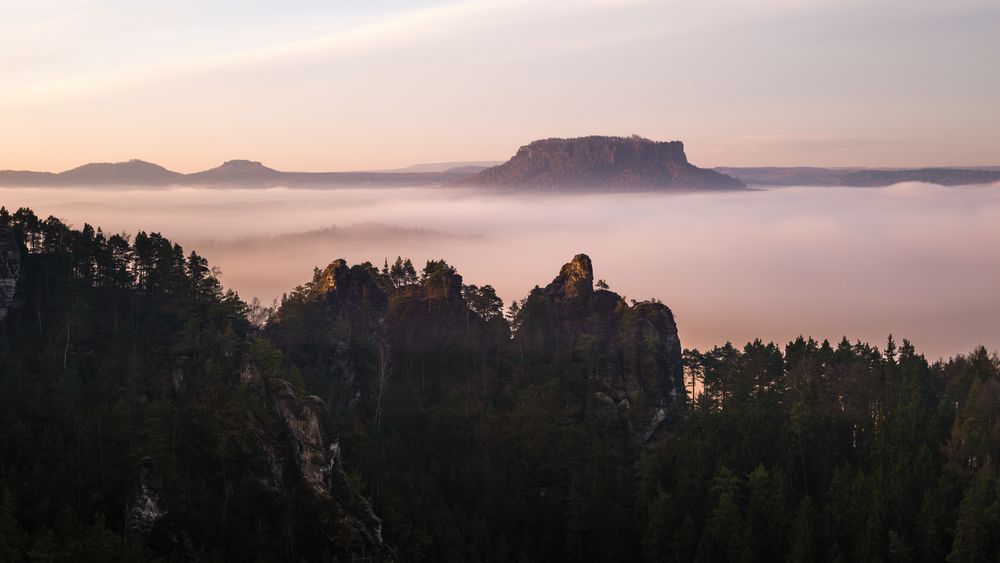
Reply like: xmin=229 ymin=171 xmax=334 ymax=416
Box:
xmin=462 ymin=136 xmax=745 ymax=191
xmin=125 ymin=457 xmax=167 ymax=537
xmin=516 ymin=254 xmax=685 ymax=441
xmin=246 ymin=370 xmax=389 ymax=559
xmin=0 ymin=228 xmax=19 ymax=322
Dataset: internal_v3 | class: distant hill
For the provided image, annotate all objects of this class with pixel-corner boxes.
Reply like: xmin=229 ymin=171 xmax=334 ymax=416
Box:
xmin=0 ymin=160 xmax=181 ymax=187
xmin=837 ymin=168 xmax=1000 ymax=187
xmin=5 ymin=157 xmax=998 ymax=189
xmin=458 ymin=136 xmax=745 ymax=191
xmin=58 ymin=159 xmax=183 ymax=185
xmin=0 ymin=160 xmax=478 ymax=188
xmin=0 ymin=170 xmax=56 ymax=186
xmin=717 ymin=166 xmax=1000 ymax=187
xmin=713 ymin=167 xmax=855 ymax=187
xmin=184 ymin=160 xmax=285 ymax=185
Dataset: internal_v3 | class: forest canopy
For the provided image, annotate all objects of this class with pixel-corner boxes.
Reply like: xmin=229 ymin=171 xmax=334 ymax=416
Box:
xmin=0 ymin=207 xmax=998 ymax=562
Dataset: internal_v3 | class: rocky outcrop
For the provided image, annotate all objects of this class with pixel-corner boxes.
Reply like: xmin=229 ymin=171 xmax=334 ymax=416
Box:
xmin=309 ymin=260 xmax=390 ymax=413
xmin=125 ymin=457 xmax=167 ymax=537
xmin=516 ymin=254 xmax=684 ymax=441
xmin=461 ymin=136 xmax=745 ymax=191
xmin=267 ymin=377 xmax=386 ymax=553
xmin=0 ymin=228 xmax=20 ymax=322
xmin=544 ymin=253 xmax=594 ymax=302
xmin=243 ymin=369 xmax=389 ymax=560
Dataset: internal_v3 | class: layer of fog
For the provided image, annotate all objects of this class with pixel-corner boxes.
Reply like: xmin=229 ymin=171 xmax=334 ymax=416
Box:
xmin=2 ymin=183 xmax=999 ymax=360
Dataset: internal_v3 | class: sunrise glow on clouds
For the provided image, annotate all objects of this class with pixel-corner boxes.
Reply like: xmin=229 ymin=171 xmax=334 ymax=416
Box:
xmin=2 ymin=0 xmax=998 ymax=172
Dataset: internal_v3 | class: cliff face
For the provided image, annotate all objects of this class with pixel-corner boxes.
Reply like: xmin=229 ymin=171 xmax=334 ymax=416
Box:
xmin=251 ymin=374 xmax=389 ymax=559
xmin=125 ymin=457 xmax=167 ymax=538
xmin=515 ymin=254 xmax=685 ymax=441
xmin=0 ymin=229 xmax=19 ymax=322
xmin=463 ymin=136 xmax=745 ymax=191
xmin=268 ymin=259 xmax=391 ymax=413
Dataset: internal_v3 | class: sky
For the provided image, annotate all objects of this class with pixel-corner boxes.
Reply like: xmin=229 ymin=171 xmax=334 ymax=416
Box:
xmin=2 ymin=0 xmax=999 ymax=172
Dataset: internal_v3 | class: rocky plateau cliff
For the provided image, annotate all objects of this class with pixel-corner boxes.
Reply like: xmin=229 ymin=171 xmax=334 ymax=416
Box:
xmin=461 ymin=135 xmax=745 ymax=191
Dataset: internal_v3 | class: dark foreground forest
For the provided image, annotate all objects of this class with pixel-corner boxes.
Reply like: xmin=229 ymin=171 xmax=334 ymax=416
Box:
xmin=0 ymin=207 xmax=998 ymax=562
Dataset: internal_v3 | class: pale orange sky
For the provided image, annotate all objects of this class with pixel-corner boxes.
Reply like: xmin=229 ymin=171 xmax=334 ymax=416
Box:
xmin=2 ymin=0 xmax=999 ymax=172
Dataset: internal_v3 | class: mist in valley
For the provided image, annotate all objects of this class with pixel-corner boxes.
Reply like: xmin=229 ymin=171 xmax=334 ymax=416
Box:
xmin=3 ymin=182 xmax=999 ymax=359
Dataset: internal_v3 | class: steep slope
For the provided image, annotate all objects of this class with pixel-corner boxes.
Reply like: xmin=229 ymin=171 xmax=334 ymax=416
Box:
xmin=0 ymin=210 xmax=390 ymax=562
xmin=0 ymin=228 xmax=18 ymax=321
xmin=461 ymin=135 xmax=745 ymax=191
xmin=514 ymin=254 xmax=685 ymax=440
xmin=263 ymin=253 xmax=685 ymax=560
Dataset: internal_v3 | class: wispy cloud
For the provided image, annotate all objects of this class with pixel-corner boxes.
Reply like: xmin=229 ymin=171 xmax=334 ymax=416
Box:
xmin=2 ymin=0 xmax=661 ymax=102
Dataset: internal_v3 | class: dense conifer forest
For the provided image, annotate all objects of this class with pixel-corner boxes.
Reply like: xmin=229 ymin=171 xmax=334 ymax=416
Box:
xmin=1 ymin=207 xmax=998 ymax=562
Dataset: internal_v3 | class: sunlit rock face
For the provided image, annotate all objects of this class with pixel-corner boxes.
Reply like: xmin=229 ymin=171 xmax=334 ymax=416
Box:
xmin=544 ymin=253 xmax=594 ymax=302
xmin=516 ymin=254 xmax=684 ymax=441
xmin=0 ymin=228 xmax=19 ymax=322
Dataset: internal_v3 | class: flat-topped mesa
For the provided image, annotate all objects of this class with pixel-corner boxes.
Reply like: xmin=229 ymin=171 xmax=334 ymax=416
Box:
xmin=461 ymin=135 xmax=745 ymax=191
xmin=186 ymin=159 xmax=284 ymax=184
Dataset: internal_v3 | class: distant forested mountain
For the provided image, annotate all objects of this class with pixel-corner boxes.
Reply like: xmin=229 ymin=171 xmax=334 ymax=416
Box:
xmin=1 ymin=208 xmax=1000 ymax=562
xmin=716 ymin=166 xmax=1000 ymax=187
xmin=0 ymin=161 xmax=479 ymax=188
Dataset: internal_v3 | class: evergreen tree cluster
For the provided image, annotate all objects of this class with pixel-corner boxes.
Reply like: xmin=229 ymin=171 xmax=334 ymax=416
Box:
xmin=0 ymin=208 xmax=380 ymax=561
xmin=1 ymin=207 xmax=999 ymax=562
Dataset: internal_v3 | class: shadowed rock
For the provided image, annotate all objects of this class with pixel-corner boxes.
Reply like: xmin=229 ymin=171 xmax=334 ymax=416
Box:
xmin=243 ymin=370 xmax=390 ymax=560
xmin=125 ymin=457 xmax=167 ymax=537
xmin=0 ymin=228 xmax=20 ymax=322
xmin=517 ymin=253 xmax=684 ymax=441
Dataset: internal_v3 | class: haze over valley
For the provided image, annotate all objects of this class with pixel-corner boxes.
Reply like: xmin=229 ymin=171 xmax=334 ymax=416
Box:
xmin=3 ymin=179 xmax=998 ymax=360
xmin=4 ymin=1 xmax=1000 ymax=560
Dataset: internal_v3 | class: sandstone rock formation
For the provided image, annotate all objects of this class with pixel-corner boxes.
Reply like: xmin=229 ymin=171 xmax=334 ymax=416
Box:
xmin=516 ymin=254 xmax=684 ymax=441
xmin=0 ymin=228 xmax=20 ymax=322
xmin=244 ymin=369 xmax=390 ymax=560
xmin=461 ymin=135 xmax=745 ymax=191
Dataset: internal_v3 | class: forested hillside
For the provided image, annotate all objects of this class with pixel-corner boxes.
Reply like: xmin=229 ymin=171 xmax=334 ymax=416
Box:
xmin=1 ymin=207 xmax=999 ymax=562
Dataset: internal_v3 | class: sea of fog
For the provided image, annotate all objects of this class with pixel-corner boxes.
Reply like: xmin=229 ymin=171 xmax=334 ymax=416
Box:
xmin=2 ymin=183 xmax=999 ymax=360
